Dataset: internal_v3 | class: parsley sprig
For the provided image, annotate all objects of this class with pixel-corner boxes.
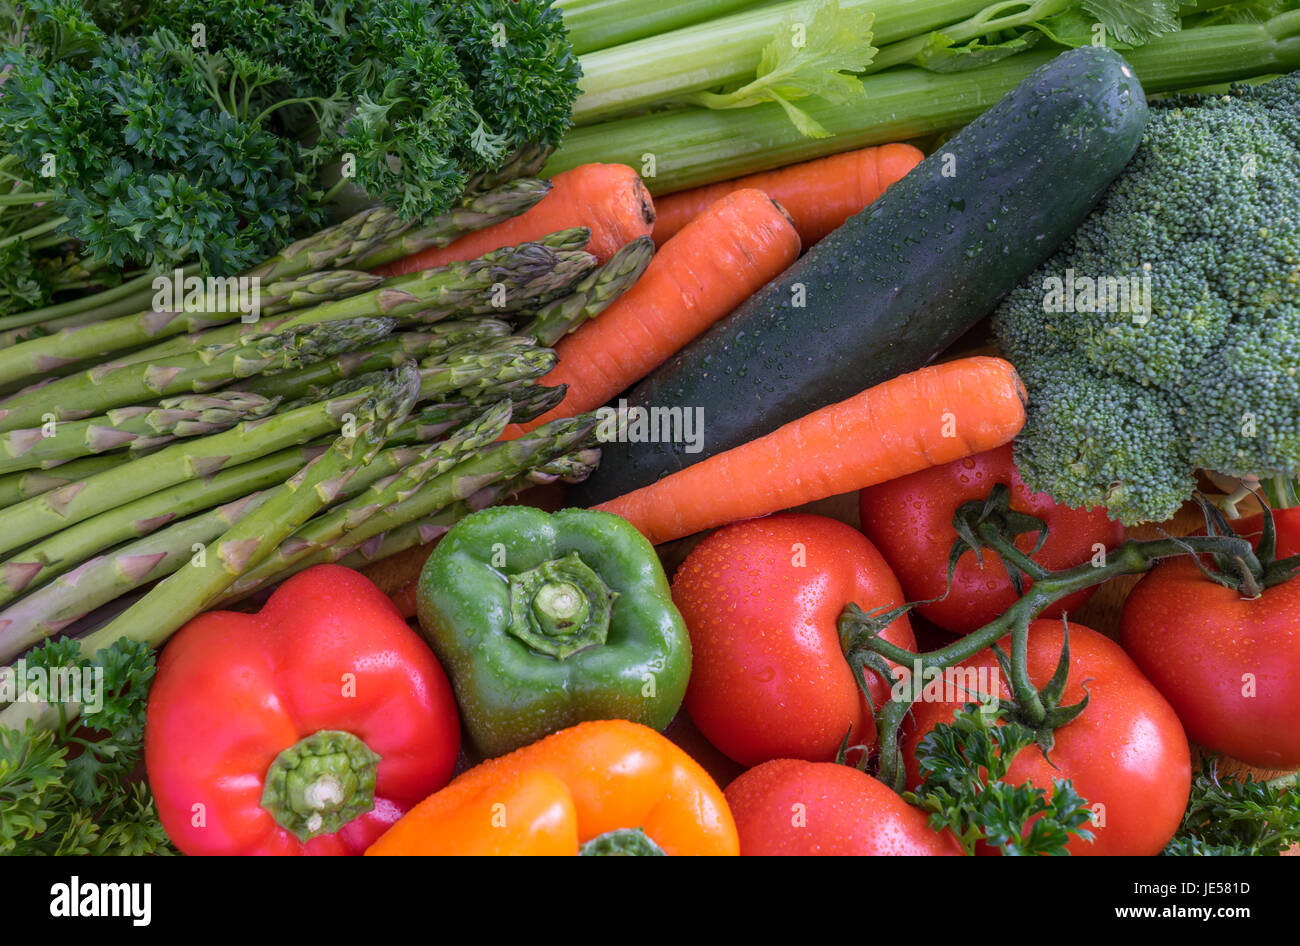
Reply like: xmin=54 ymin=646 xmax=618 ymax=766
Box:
xmin=0 ymin=637 xmax=175 ymax=856
xmin=1163 ymin=758 xmax=1300 ymax=856
xmin=0 ymin=1 xmax=581 ymax=312
xmin=905 ymin=704 xmax=1096 ymax=856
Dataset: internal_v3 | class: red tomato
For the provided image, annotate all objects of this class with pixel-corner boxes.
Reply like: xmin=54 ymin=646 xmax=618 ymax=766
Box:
xmin=725 ymin=759 xmax=962 ymax=856
xmin=672 ymin=513 xmax=915 ymax=767
xmin=1121 ymin=508 xmax=1300 ymax=769
xmin=902 ymin=620 xmax=1190 ymax=856
xmin=859 ymin=444 xmax=1123 ymax=634
xmin=1232 ymin=507 xmax=1300 ymax=558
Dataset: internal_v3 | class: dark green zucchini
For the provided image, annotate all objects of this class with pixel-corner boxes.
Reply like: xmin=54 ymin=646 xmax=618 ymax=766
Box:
xmin=572 ymin=46 xmax=1149 ymax=507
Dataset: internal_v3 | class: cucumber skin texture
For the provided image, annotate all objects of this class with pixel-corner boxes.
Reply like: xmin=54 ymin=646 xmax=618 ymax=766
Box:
xmin=572 ymin=47 xmax=1149 ymax=509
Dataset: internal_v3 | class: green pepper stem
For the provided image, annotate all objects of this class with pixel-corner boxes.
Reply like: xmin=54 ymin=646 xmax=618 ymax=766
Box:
xmin=507 ymin=551 xmax=618 ymax=659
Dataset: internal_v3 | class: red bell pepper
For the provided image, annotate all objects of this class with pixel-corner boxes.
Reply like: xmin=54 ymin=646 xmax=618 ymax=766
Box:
xmin=145 ymin=564 xmax=460 ymax=855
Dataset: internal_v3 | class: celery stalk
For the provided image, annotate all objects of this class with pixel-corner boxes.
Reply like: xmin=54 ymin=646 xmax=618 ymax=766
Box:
xmin=571 ymin=0 xmax=994 ymax=125
xmin=550 ymin=13 xmax=1300 ymax=194
xmin=557 ymin=0 xmax=768 ymax=55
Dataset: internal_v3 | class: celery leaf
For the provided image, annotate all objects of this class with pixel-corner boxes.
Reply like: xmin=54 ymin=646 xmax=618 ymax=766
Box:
xmin=915 ymin=30 xmax=1043 ymax=74
xmin=1080 ymin=0 xmax=1181 ymax=46
xmin=685 ymin=0 xmax=877 ymax=137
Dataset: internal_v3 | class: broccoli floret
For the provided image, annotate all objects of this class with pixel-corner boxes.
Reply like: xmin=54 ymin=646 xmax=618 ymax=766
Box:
xmin=993 ymin=72 xmax=1300 ymax=524
xmin=1183 ymin=308 xmax=1300 ymax=478
xmin=1013 ymin=355 xmax=1196 ymax=525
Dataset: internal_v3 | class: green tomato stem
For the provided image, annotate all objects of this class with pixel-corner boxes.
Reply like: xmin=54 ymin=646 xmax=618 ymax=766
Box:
xmin=847 ymin=534 xmax=1259 ymax=791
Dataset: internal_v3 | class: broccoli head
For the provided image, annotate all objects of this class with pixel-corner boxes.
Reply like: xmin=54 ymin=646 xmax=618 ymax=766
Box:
xmin=992 ymin=71 xmax=1300 ymax=524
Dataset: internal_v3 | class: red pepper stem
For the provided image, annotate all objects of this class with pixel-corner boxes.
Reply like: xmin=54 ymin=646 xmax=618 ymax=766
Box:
xmin=260 ymin=730 xmax=381 ymax=842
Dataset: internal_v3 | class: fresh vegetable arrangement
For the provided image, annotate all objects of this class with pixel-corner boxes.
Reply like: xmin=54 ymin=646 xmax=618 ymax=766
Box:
xmin=573 ymin=46 xmax=1147 ymax=502
xmin=3 ymin=0 xmax=1299 ymax=865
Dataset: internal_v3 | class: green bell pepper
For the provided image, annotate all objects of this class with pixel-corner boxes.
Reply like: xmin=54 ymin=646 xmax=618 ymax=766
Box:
xmin=416 ymin=505 xmax=691 ymax=757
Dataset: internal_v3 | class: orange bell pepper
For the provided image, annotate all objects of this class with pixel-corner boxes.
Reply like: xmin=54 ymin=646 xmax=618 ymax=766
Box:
xmin=366 ymin=719 xmax=738 ymax=856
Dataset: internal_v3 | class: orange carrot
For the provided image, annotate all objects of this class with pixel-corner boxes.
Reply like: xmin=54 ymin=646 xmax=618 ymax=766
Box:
xmin=374 ymin=164 xmax=655 ymax=275
xmin=651 ymin=143 xmax=924 ymax=249
xmin=502 ymin=187 xmax=801 ymax=439
xmin=595 ymin=357 xmax=1028 ymax=546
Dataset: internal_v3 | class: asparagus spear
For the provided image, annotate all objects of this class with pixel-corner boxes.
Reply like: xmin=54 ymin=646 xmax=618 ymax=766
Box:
xmin=107 ymin=236 xmax=595 ymax=369
xmin=242 ymin=445 xmax=601 ymax=601
xmin=0 ymin=268 xmax=386 ymax=387
xmin=248 ymin=180 xmax=560 ymax=282
xmin=245 ymin=206 xmax=415 ymax=282
xmin=462 ymin=144 xmax=555 ymax=195
xmin=520 ymin=448 xmax=603 ymax=487
xmin=0 ymin=452 xmax=136 ymax=508
xmin=0 ymin=317 xmax=396 ymax=431
xmin=0 ymin=391 xmax=283 ymax=474
xmin=0 ymin=446 xmax=326 ymax=607
xmin=335 ymin=503 xmax=482 ymax=570
xmin=250 ymin=412 xmax=600 ymax=584
xmin=352 ymin=179 xmax=555 ymax=270
xmin=71 ymin=364 xmax=422 ymax=652
xmin=384 ymin=382 xmax=567 ymax=446
xmin=493 ymin=382 xmax=568 ymax=426
xmin=0 ymin=338 xmax=556 ymax=554
xmin=0 ymin=264 xmax=202 ymax=346
xmin=519 ymin=236 xmax=655 ymax=346
xmin=219 ymin=401 xmax=513 ymax=601
xmin=234 ymin=321 xmax=512 ymax=403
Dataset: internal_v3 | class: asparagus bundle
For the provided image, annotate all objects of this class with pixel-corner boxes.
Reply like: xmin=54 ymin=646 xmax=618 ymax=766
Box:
xmin=86 ymin=231 xmax=595 ymax=370
xmin=0 ymin=394 xmax=500 ymax=661
xmin=0 ymin=446 xmax=326 ymax=607
xmin=65 ymin=364 xmax=424 ymax=652
xmin=0 ymin=380 xmax=565 ymax=607
xmin=0 ymin=179 xmax=551 ymax=369
xmin=0 ymin=335 xmax=555 ymax=555
xmin=0 ymin=252 xmax=600 ymax=507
